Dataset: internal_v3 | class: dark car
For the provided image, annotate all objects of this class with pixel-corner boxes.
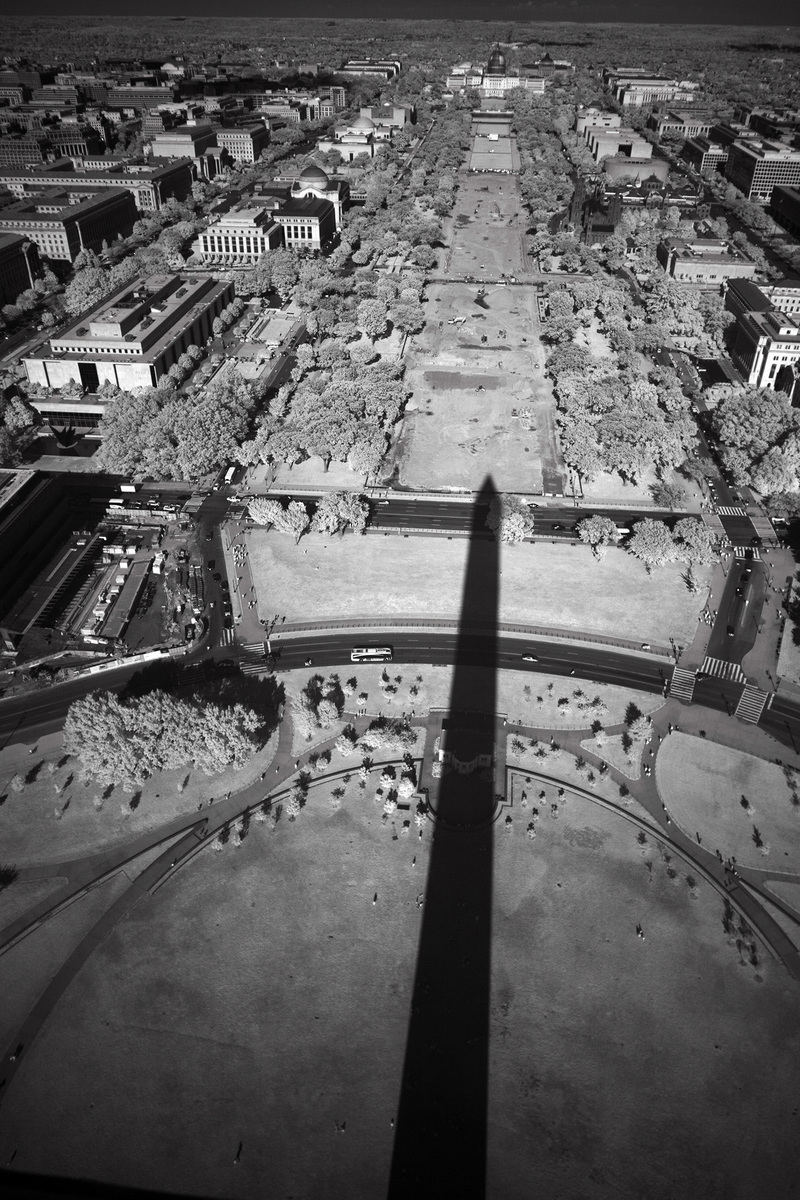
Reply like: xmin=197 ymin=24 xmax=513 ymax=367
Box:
xmin=213 ymin=572 xmax=221 ymax=582
xmin=207 ymin=559 xmax=215 ymax=569
xmin=741 ymin=570 xmax=751 ymax=582
xmin=205 ymin=532 xmax=213 ymax=542
xmin=750 ymin=535 xmax=762 ymax=546
xmin=726 ymin=624 xmax=735 ymax=637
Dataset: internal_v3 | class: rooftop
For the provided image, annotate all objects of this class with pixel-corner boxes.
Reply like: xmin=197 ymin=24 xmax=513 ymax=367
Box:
xmin=32 ymin=273 xmax=229 ymax=365
xmin=275 ymin=196 xmax=332 ymax=219
xmin=664 ymin=237 xmax=752 ymax=264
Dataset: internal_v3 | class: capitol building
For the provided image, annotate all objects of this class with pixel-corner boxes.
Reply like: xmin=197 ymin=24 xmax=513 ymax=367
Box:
xmin=446 ymin=47 xmax=546 ymax=98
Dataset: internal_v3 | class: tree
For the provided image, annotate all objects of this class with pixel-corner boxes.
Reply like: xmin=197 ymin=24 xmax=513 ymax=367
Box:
xmin=651 ymin=480 xmax=686 ymax=509
xmin=311 ymin=493 xmax=343 ymax=536
xmin=63 ymin=267 xmax=114 ymax=316
xmin=348 ymin=435 xmax=385 ymax=478
xmin=576 ymin=514 xmax=618 ymax=559
xmin=356 ymin=298 xmax=389 ymax=343
xmin=65 ymin=690 xmax=259 ymax=789
xmin=338 ymin=492 xmax=369 ymax=534
xmin=317 ymin=698 xmax=339 ymax=728
xmin=627 ymin=519 xmax=677 ymax=571
xmin=672 ymin=518 xmax=718 ymax=565
xmin=390 ymin=300 xmax=426 ymax=334
xmin=284 ymin=500 xmax=310 ymax=544
xmin=485 ymin=496 xmax=533 ymax=544
xmin=248 ymin=497 xmax=285 ymax=527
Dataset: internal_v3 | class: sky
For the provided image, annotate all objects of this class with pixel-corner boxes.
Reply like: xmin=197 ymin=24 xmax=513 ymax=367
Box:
xmin=10 ymin=1 xmax=800 ymax=24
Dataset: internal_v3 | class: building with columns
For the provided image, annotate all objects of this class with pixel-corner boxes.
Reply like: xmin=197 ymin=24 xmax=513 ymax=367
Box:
xmin=194 ymin=204 xmax=283 ymax=266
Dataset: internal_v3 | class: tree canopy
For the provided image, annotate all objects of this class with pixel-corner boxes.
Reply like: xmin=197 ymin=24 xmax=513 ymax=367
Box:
xmin=64 ymin=690 xmax=260 ymax=789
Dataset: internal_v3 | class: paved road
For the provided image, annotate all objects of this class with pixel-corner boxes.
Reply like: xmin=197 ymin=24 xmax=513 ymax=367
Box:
xmin=262 ymin=494 xmax=684 ymax=540
xmin=704 ymin=558 xmax=765 ymax=665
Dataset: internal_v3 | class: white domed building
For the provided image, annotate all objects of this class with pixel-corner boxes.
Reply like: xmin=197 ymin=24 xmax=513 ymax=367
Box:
xmin=316 ymin=112 xmax=391 ymax=163
xmin=290 ymin=162 xmax=350 ymax=230
xmin=446 ymin=45 xmax=545 ymax=97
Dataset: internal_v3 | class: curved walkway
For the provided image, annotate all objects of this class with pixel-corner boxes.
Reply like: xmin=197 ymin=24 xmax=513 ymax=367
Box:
xmin=5 ymin=695 xmax=800 ymax=1120
xmin=0 ymin=715 xmax=426 ymax=1110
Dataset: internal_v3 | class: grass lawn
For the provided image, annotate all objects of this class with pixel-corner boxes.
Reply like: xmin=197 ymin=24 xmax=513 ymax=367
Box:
xmin=580 ymin=731 xmax=646 ymax=780
xmin=656 ymin=732 xmax=800 ymax=870
xmin=250 ymin=531 xmax=707 ymax=647
xmin=0 ymin=872 xmax=128 ymax=1049
xmin=283 ymin=664 xmax=663 ymax=729
xmin=3 ymin=775 xmax=799 ymax=1198
xmin=0 ymin=722 xmax=280 ymax=867
xmin=766 ymin=879 xmax=800 ymax=919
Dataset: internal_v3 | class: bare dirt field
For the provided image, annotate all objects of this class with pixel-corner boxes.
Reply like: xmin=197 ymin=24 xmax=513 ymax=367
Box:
xmin=2 ymin=777 xmax=798 ymax=1199
xmin=249 ymin=530 xmax=707 ymax=647
xmin=397 ymin=283 xmax=560 ymax=494
xmin=393 ymin=170 xmax=563 ymax=494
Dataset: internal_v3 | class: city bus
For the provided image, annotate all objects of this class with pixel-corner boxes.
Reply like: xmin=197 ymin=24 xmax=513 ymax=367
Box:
xmin=224 ymin=466 xmax=236 ymax=486
xmin=351 ymin=646 xmax=393 ymax=663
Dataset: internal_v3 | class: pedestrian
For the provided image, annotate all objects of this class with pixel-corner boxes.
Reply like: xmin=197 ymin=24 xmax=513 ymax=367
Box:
xmin=636 ymin=923 xmax=644 ymax=939
xmin=373 ymin=892 xmax=377 ymax=905
xmin=696 ymin=831 xmax=702 ymax=844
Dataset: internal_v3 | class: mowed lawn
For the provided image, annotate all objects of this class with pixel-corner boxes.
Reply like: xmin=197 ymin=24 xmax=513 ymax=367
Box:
xmin=657 ymin=733 xmax=800 ymax=871
xmin=3 ymin=780 xmax=800 ymax=1199
xmin=248 ymin=531 xmax=707 ymax=646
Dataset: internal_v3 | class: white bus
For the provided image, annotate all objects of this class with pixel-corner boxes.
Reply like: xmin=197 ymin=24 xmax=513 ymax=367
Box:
xmin=351 ymin=646 xmax=393 ymax=663
xmin=224 ymin=466 xmax=236 ymax=486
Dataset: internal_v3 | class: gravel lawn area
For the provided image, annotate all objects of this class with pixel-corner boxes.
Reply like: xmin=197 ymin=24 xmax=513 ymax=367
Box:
xmin=398 ymin=281 xmax=556 ymax=493
xmin=271 ymin=455 xmax=364 ymax=491
xmin=251 ymin=531 xmax=707 ymax=647
xmin=0 ymin=725 xmax=280 ymax=866
xmin=656 ymin=733 xmax=800 ymax=871
xmin=3 ymin=779 xmax=799 ymax=1198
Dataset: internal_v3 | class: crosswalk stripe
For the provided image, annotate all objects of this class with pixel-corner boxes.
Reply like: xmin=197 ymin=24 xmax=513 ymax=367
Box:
xmin=701 ymin=656 xmax=746 ymax=683
xmin=731 ymin=546 xmax=760 ymax=560
xmin=220 ymin=627 xmax=235 ymax=646
xmin=669 ymin=667 xmax=696 ymax=703
xmin=735 ymin=685 xmax=769 ymax=724
xmin=716 ymin=505 xmax=746 ymax=516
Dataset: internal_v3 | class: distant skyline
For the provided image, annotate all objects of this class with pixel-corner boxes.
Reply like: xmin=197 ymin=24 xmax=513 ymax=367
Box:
xmin=6 ymin=3 xmax=800 ymax=27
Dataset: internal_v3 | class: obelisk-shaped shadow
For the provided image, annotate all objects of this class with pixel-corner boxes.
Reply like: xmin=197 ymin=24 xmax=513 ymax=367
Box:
xmin=388 ymin=477 xmax=499 ymax=1199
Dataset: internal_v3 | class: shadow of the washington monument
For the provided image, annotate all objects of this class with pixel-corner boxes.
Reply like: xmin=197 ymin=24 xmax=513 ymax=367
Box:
xmin=388 ymin=476 xmax=500 ymax=1199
